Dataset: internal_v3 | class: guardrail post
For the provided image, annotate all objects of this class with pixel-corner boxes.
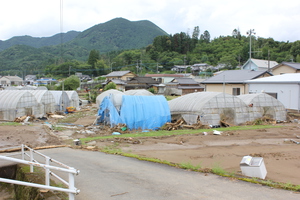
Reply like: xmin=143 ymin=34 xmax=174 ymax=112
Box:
xmin=45 ymin=156 xmax=50 ymax=186
xmin=69 ymin=168 xmax=75 ymax=200
xmin=30 ymin=149 xmax=34 ymax=173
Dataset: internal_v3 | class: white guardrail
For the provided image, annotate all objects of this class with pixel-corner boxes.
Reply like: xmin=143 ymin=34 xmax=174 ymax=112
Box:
xmin=0 ymin=144 xmax=80 ymax=200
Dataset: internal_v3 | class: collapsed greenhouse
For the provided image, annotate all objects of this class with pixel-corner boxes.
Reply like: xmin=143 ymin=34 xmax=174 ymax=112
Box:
xmin=237 ymin=93 xmax=286 ymax=121
xmin=0 ymin=90 xmax=39 ymax=121
xmin=97 ymin=94 xmax=171 ymax=130
xmin=96 ymin=89 xmax=124 ymax=107
xmin=169 ymin=92 xmax=247 ymax=126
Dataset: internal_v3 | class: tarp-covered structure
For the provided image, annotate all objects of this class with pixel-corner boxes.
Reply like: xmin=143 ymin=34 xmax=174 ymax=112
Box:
xmin=168 ymin=92 xmax=250 ymax=126
xmin=49 ymin=91 xmax=70 ymax=111
xmin=124 ymin=89 xmax=154 ymax=96
xmin=0 ymin=90 xmax=39 ymax=121
xmin=237 ymin=93 xmax=286 ymax=121
xmin=96 ymin=89 xmax=124 ymax=107
xmin=98 ymin=95 xmax=171 ymax=130
xmin=28 ymin=90 xmax=56 ymax=117
xmin=65 ymin=91 xmax=80 ymax=110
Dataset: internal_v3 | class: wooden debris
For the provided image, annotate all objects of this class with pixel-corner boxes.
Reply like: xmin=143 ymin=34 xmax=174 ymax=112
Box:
xmin=162 ymin=118 xmax=209 ymax=130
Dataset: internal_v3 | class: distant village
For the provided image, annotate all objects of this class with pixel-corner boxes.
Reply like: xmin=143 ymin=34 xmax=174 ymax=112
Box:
xmin=1 ymin=58 xmax=300 ymax=111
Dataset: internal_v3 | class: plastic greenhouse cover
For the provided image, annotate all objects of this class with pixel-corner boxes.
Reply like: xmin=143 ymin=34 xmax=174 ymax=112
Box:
xmin=98 ymin=95 xmax=171 ymax=130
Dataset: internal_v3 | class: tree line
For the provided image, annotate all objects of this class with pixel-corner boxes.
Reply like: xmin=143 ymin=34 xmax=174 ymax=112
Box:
xmin=25 ymin=27 xmax=300 ymax=79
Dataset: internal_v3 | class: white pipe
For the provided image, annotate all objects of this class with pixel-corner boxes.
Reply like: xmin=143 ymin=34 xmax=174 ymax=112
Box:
xmin=0 ymin=178 xmax=79 ymax=194
xmin=0 ymin=156 xmax=78 ymax=174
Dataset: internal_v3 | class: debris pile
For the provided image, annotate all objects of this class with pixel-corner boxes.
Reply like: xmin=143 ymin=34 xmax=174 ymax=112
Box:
xmin=162 ymin=118 xmax=209 ymax=131
xmin=14 ymin=115 xmax=35 ymax=123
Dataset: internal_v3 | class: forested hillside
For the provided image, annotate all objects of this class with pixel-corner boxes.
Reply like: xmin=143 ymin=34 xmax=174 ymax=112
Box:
xmin=0 ymin=31 xmax=80 ymax=51
xmin=0 ymin=19 xmax=299 ymax=79
xmin=0 ymin=18 xmax=168 ymax=77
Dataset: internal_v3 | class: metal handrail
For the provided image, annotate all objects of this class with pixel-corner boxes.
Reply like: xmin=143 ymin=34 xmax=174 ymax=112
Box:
xmin=0 ymin=145 xmax=80 ymax=200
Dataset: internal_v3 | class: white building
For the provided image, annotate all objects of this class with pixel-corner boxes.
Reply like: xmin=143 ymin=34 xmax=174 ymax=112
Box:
xmin=245 ymin=73 xmax=300 ymax=111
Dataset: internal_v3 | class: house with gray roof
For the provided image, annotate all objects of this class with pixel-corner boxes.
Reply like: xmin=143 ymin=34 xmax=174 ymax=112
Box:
xmin=165 ymin=78 xmax=203 ymax=96
xmin=202 ymin=70 xmax=272 ymax=95
xmin=105 ymin=71 xmax=136 ymax=81
xmin=241 ymin=58 xmax=278 ymax=71
xmin=271 ymin=62 xmax=300 ymax=75
xmin=125 ymin=77 xmax=159 ymax=90
xmin=0 ymin=76 xmax=23 ymax=86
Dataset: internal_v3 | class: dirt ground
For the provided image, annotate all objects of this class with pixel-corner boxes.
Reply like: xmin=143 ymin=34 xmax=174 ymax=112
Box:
xmin=1 ymin=113 xmax=300 ymax=187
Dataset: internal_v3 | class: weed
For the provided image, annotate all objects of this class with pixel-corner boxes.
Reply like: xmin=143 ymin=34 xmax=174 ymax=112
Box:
xmin=179 ymin=162 xmax=201 ymax=171
xmin=211 ymin=163 xmax=227 ymax=175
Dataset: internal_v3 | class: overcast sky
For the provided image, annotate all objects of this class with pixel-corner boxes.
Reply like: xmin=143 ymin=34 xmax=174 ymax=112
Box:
xmin=1 ymin=0 xmax=300 ymax=42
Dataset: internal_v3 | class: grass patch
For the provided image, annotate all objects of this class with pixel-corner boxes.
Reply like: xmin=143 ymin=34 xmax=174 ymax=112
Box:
xmin=0 ymin=122 xmax=21 ymax=126
xmin=211 ymin=163 xmax=227 ymax=175
xmin=52 ymin=125 xmax=66 ymax=131
xmin=179 ymin=162 xmax=202 ymax=171
xmin=58 ymin=110 xmax=97 ymax=124
xmin=80 ymin=124 xmax=281 ymax=144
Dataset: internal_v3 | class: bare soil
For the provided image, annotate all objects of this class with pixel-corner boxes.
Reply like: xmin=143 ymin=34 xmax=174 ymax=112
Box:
xmin=1 ymin=113 xmax=300 ymax=187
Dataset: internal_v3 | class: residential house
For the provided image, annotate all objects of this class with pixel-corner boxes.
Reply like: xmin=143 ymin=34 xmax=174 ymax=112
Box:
xmin=105 ymin=71 xmax=136 ymax=81
xmin=105 ymin=79 xmax=126 ymax=91
xmin=201 ymin=70 xmax=272 ymax=95
xmin=125 ymin=77 xmax=159 ymax=90
xmin=171 ymin=65 xmax=190 ymax=73
xmin=191 ymin=63 xmax=213 ymax=75
xmin=271 ymin=62 xmax=300 ymax=75
xmin=144 ymin=73 xmax=191 ymax=84
xmin=165 ymin=78 xmax=203 ymax=96
xmin=241 ymin=58 xmax=278 ymax=71
xmin=245 ymin=73 xmax=300 ymax=111
xmin=34 ymin=78 xmax=57 ymax=86
xmin=24 ymin=75 xmax=37 ymax=85
xmin=0 ymin=76 xmax=23 ymax=86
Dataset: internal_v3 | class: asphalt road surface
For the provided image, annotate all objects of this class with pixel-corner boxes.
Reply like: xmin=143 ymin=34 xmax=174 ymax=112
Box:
xmin=36 ymin=148 xmax=300 ymax=200
xmin=8 ymin=147 xmax=300 ymax=200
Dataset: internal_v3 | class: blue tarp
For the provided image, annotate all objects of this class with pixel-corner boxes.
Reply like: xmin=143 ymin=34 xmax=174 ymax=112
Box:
xmin=97 ymin=95 xmax=171 ymax=130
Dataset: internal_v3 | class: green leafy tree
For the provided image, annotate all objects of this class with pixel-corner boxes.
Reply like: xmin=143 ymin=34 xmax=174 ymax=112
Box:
xmin=56 ymin=75 xmax=80 ymax=90
xmin=88 ymin=49 xmax=100 ymax=66
xmin=104 ymin=82 xmax=117 ymax=91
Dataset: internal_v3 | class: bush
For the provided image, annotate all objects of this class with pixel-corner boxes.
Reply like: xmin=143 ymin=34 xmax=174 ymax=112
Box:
xmin=104 ymin=82 xmax=117 ymax=91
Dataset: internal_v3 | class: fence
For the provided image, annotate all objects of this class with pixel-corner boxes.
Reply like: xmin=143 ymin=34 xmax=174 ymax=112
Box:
xmin=0 ymin=144 xmax=80 ymax=200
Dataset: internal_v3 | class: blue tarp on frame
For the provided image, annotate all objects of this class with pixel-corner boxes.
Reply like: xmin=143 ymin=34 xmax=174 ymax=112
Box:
xmin=98 ymin=95 xmax=171 ymax=130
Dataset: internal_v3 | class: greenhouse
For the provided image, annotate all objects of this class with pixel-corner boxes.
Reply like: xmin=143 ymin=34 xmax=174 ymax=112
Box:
xmin=168 ymin=92 xmax=250 ymax=126
xmin=0 ymin=90 xmax=39 ymax=121
xmin=28 ymin=90 xmax=56 ymax=118
xmin=96 ymin=89 xmax=124 ymax=108
xmin=49 ymin=91 xmax=70 ymax=111
xmin=237 ymin=93 xmax=286 ymax=121
xmin=65 ymin=91 xmax=80 ymax=110
xmin=124 ymin=89 xmax=154 ymax=96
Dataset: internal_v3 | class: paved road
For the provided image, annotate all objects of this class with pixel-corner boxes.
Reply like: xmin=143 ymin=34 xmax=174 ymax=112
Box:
xmin=34 ymin=148 xmax=299 ymax=200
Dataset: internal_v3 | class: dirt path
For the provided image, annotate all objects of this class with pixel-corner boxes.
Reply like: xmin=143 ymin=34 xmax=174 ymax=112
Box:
xmin=93 ymin=124 xmax=300 ymax=185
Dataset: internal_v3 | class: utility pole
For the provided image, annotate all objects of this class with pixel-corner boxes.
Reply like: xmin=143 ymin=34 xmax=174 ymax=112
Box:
xmin=110 ymin=62 xmax=115 ymax=72
xmin=184 ymin=56 xmax=186 ymax=73
xmin=247 ymin=29 xmax=255 ymax=69
xmin=69 ymin=66 xmax=71 ymax=76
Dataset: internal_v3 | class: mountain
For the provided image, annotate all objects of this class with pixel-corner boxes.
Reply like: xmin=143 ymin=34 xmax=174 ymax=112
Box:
xmin=68 ymin=18 xmax=168 ymax=52
xmin=0 ymin=18 xmax=168 ymax=74
xmin=0 ymin=31 xmax=80 ymax=51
